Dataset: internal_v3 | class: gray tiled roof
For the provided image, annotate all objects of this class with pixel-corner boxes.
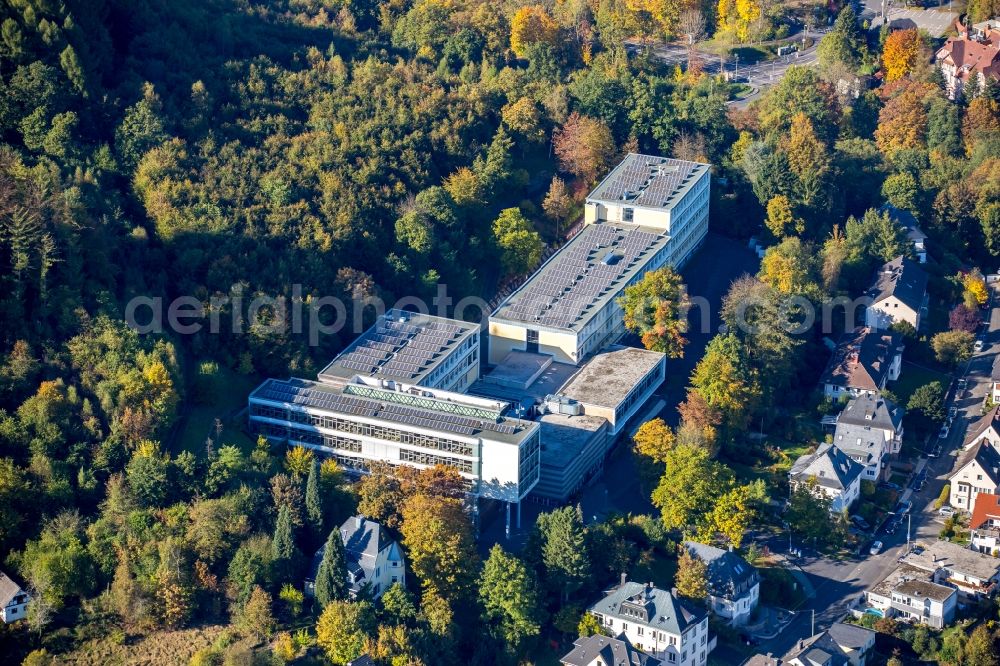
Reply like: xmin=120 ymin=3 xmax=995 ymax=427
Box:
xmin=825 ymin=622 xmax=875 ymax=650
xmin=682 ymin=542 xmax=758 ymax=601
xmin=867 ymin=256 xmax=928 ymax=312
xmin=561 ymin=633 xmax=663 ymax=666
xmin=308 ymin=516 xmax=401 ymax=595
xmin=790 ymin=444 xmax=864 ymax=491
xmin=837 ymin=394 xmax=902 ymax=431
xmin=832 ymin=422 xmax=884 ymax=466
xmin=589 ymin=582 xmax=706 ymax=636
xmin=963 ymin=405 xmax=1000 ymax=448
xmin=0 ymin=570 xmax=23 ymax=607
xmin=954 ymin=439 xmax=1000 ymax=487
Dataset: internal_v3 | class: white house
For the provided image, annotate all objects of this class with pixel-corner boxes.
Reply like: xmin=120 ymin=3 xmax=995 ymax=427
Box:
xmin=935 ymin=18 xmax=1000 ymax=100
xmin=588 ymin=578 xmax=715 ymax=665
xmin=305 ymin=516 xmax=405 ymax=600
xmin=949 ymin=438 xmax=1000 ymax=512
xmin=902 ymin=540 xmax=1000 ymax=600
xmin=819 ymin=328 xmax=903 ymax=400
xmin=832 ymin=394 xmax=904 ymax=480
xmin=970 ymin=492 xmax=1000 ymax=555
xmin=561 ymin=634 xmax=662 ymax=666
xmin=0 ymin=571 xmax=29 ymax=623
xmin=865 ymin=563 xmax=957 ymax=629
xmin=864 ymin=256 xmax=928 ymax=332
xmin=789 ymin=444 xmax=864 ymax=514
xmin=682 ymin=542 xmax=759 ymax=626
xmin=879 ymin=205 xmax=927 ymax=263
xmin=784 ymin=622 xmax=876 ymax=666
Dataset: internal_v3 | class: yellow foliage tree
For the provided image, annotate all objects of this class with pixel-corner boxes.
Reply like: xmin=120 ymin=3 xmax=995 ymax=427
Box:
xmin=510 ymin=5 xmax=559 ymax=58
xmin=633 ymin=418 xmax=676 ymax=463
xmin=285 ymin=446 xmax=314 ymax=478
xmin=882 ymin=28 xmax=921 ymax=82
xmin=962 ymin=270 xmax=989 ymax=306
xmin=765 ymin=195 xmax=798 ymax=238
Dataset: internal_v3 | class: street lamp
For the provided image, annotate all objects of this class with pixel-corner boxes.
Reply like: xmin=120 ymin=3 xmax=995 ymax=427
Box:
xmin=735 ymin=53 xmax=739 ymax=80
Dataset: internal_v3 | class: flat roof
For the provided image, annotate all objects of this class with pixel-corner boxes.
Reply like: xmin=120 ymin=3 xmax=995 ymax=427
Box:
xmin=250 ymin=376 xmax=535 ymax=445
xmin=468 ymin=356 xmax=580 ymax=408
xmin=490 ymin=221 xmax=670 ymax=332
xmin=482 ymin=351 xmax=552 ymax=388
xmin=558 ymin=345 xmax=665 ymax=409
xmin=870 ymin=563 xmax=937 ymax=598
xmin=587 ymin=153 xmax=710 ymax=211
xmin=903 ymin=540 xmax=1000 ymax=581
xmin=539 ymin=413 xmax=608 ymax=466
xmin=318 ymin=309 xmax=478 ymax=384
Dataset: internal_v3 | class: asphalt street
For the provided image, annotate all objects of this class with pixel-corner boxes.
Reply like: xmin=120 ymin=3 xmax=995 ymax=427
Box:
xmin=859 ymin=0 xmax=957 ymax=37
xmin=751 ymin=286 xmax=1000 ymax=658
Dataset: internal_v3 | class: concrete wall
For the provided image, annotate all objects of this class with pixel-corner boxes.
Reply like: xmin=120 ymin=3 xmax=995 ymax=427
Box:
xmin=487 ymin=319 xmax=579 ymax=365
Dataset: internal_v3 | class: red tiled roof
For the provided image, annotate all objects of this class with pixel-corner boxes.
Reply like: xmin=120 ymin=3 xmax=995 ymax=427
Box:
xmin=938 ymin=23 xmax=1000 ymax=81
xmin=971 ymin=492 xmax=1000 ymax=531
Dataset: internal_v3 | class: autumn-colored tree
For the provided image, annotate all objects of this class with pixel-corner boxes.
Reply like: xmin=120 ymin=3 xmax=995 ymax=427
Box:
xmin=758 ymin=238 xmax=821 ymax=296
xmin=704 ymin=480 xmax=767 ymax=547
xmin=316 ymin=600 xmax=375 ymax=665
xmin=765 ymin=195 xmax=799 ymax=238
xmin=443 ymin=167 xmax=483 ymax=207
xmin=510 ymin=5 xmax=559 ymax=58
xmin=542 ymin=176 xmax=573 ymax=229
xmin=962 ymin=270 xmax=989 ymax=306
xmin=619 ymin=267 xmax=690 ymax=357
xmin=690 ymin=333 xmax=759 ymax=432
xmin=874 ymin=83 xmax=931 ymax=157
xmin=400 ymin=493 xmax=478 ymax=602
xmin=633 ymin=418 xmax=676 ymax=463
xmin=677 ymin=390 xmax=721 ymax=446
xmin=502 ymin=97 xmax=545 ymax=144
xmin=553 ymin=112 xmax=616 ymax=183
xmin=651 ymin=442 xmax=730 ymax=531
xmin=963 ymin=97 xmax=1000 ymax=152
xmin=784 ymin=112 xmax=831 ymax=208
xmin=284 ymin=446 xmax=313 ymax=478
xmin=882 ymin=29 xmax=922 ymax=82
xmin=675 ymin=547 xmax=708 ymax=601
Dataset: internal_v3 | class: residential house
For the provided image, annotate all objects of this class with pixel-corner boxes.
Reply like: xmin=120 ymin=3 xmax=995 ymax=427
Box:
xmin=864 ymin=256 xmax=928 ymax=332
xmin=970 ymin=492 xmax=1000 ymax=555
xmin=991 ymin=356 xmax=1000 ymax=404
xmin=0 ymin=571 xmax=29 ymax=623
xmin=832 ymin=394 xmax=904 ymax=480
xmin=820 ymin=328 xmax=903 ymax=400
xmin=682 ymin=542 xmax=759 ymax=626
xmin=879 ymin=205 xmax=927 ymax=263
xmin=935 ymin=18 xmax=1000 ymax=100
xmin=783 ymin=622 xmax=877 ymax=666
xmin=588 ymin=578 xmax=715 ymax=665
xmin=305 ymin=516 xmax=405 ymax=601
xmin=561 ymin=634 xmax=663 ymax=666
xmin=865 ymin=563 xmax=957 ymax=629
xmin=789 ymin=443 xmax=864 ymax=514
xmin=962 ymin=405 xmax=1000 ymax=451
xmin=901 ymin=540 xmax=1000 ymax=600
xmin=949 ymin=438 xmax=1000 ymax=512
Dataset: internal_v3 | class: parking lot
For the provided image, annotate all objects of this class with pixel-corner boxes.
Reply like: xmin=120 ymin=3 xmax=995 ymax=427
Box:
xmin=860 ymin=1 xmax=958 ymax=37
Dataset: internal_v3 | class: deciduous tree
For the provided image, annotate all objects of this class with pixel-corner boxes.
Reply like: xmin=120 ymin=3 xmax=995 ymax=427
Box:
xmin=479 ymin=545 xmax=544 ymax=653
xmin=553 ymin=112 xmax=615 ymax=183
xmin=619 ymin=267 xmax=690 ymax=357
xmin=675 ymin=547 xmax=708 ymax=601
xmin=882 ymin=29 xmax=922 ymax=82
xmin=316 ymin=600 xmax=375 ymax=665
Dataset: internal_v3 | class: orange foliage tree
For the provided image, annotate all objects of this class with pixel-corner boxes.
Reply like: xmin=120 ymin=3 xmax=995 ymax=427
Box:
xmin=882 ymin=28 xmax=922 ymax=81
xmin=509 ymin=5 xmax=559 ymax=58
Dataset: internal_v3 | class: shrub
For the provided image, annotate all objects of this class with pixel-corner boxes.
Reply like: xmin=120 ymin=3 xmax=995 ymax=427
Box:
xmin=934 ymin=484 xmax=950 ymax=510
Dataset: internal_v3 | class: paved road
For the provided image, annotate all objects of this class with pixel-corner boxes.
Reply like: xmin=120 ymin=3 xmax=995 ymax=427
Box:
xmin=637 ymin=30 xmax=823 ymax=108
xmin=859 ymin=0 xmax=957 ymax=36
xmin=752 ymin=287 xmax=1000 ymax=657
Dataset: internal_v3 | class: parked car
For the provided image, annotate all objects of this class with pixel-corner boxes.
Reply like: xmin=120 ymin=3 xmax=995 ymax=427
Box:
xmin=870 ymin=541 xmax=883 ymax=555
xmin=939 ymin=424 xmax=950 ymax=439
xmin=850 ymin=515 xmax=871 ymax=531
xmin=879 ymin=481 xmax=903 ymax=492
xmin=938 ymin=506 xmax=956 ymax=517
xmin=957 ymin=378 xmax=968 ymax=390
xmin=975 ymin=339 xmax=985 ymax=352
xmin=896 ymin=500 xmax=913 ymax=515
xmin=949 ymin=406 xmax=958 ymax=419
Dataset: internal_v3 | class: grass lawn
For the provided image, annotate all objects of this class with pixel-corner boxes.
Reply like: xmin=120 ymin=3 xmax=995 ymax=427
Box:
xmin=892 ymin=361 xmax=951 ymax=405
xmin=173 ymin=366 xmax=260 ymax=456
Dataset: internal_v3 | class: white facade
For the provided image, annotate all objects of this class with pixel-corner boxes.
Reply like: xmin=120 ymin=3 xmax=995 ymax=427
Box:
xmin=865 ymin=295 xmax=921 ymax=331
xmin=249 ymin=376 xmax=541 ymax=504
xmin=599 ymin=610 xmax=710 ymax=665
xmin=949 ymin=445 xmax=1000 ymax=512
xmin=0 ymin=585 xmax=28 ymax=624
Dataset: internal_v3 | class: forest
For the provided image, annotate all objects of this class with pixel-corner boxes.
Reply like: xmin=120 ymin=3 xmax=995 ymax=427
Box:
xmin=2 ymin=0 xmax=1000 ymax=664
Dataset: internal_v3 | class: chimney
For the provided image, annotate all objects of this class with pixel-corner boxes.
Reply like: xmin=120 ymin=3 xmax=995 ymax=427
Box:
xmin=729 ymin=544 xmax=734 ymax=552
xmin=620 ymin=572 xmax=627 ymax=588
xmin=355 ymin=516 xmax=363 ymax=529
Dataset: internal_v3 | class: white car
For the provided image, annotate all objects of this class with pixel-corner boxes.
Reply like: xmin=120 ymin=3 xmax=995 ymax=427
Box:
xmin=938 ymin=506 xmax=956 ymax=517
xmin=975 ymin=339 xmax=985 ymax=352
xmin=870 ymin=541 xmax=883 ymax=555
xmin=939 ymin=424 xmax=950 ymax=439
